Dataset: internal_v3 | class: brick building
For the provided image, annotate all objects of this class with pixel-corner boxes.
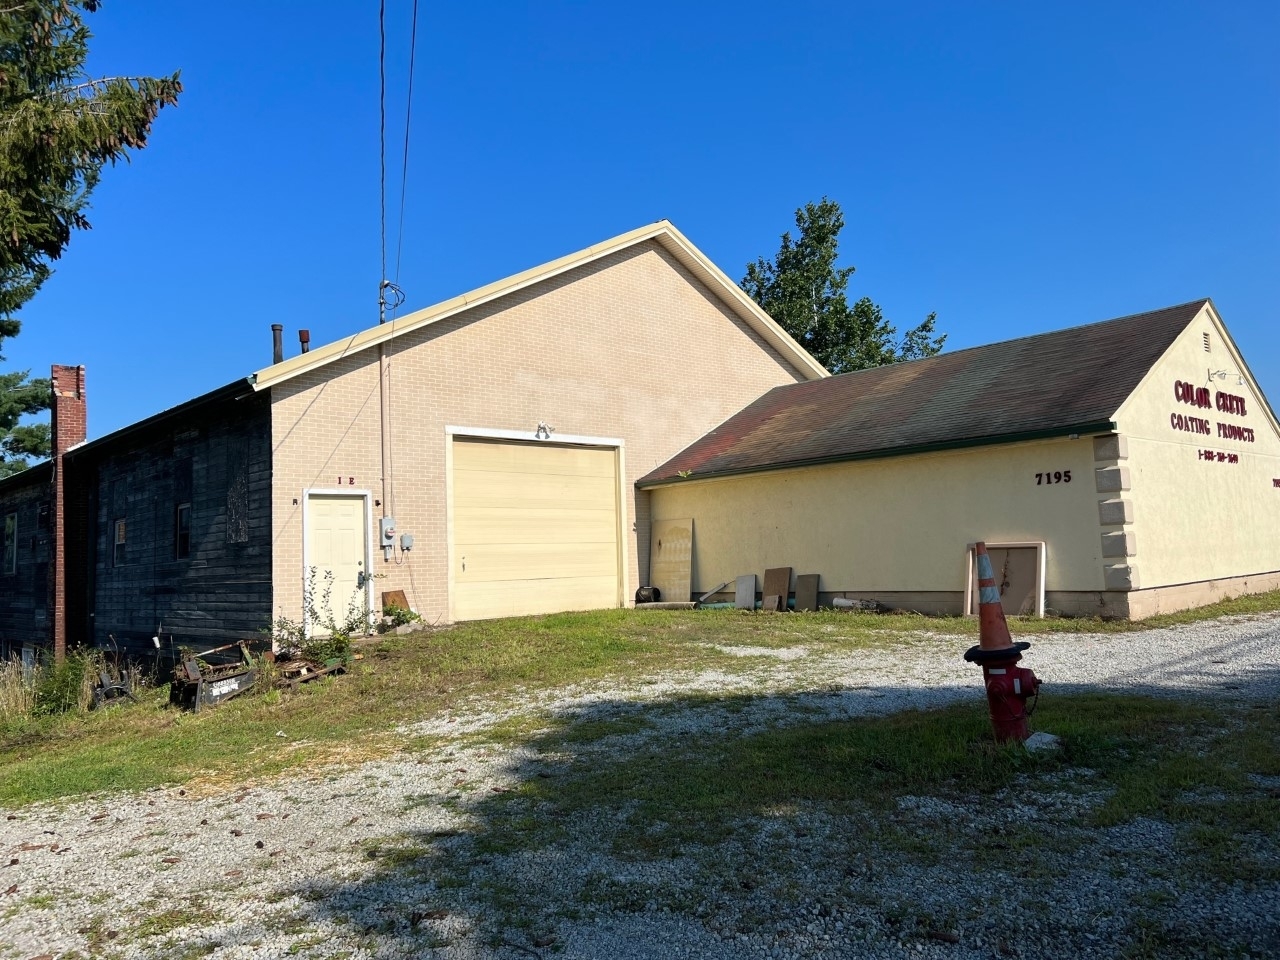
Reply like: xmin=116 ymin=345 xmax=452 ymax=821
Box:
xmin=0 ymin=222 xmax=824 ymax=659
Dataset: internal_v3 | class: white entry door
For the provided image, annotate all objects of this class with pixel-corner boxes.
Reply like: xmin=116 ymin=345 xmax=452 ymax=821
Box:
xmin=307 ymin=494 xmax=369 ymax=633
xmin=451 ymin=438 xmax=621 ymax=620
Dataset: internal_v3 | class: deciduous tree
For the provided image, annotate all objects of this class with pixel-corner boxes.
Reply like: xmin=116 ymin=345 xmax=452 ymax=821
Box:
xmin=742 ymin=198 xmax=945 ymax=373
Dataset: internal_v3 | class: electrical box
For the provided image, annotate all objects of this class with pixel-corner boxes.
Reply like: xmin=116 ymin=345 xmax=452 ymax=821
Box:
xmin=379 ymin=516 xmax=397 ymax=549
xmin=400 ymin=533 xmax=414 ymax=552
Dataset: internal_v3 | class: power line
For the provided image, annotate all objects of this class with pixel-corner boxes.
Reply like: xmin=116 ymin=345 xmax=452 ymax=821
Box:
xmin=378 ymin=0 xmax=387 ymax=309
xmin=394 ymin=0 xmax=420 ymax=292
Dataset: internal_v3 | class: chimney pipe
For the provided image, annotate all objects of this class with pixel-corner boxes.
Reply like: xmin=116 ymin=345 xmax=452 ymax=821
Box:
xmin=299 ymin=329 xmax=310 ymax=354
xmin=50 ymin=364 xmax=87 ymax=458
xmin=50 ymin=364 xmax=86 ymax=665
xmin=271 ymin=324 xmax=284 ymax=364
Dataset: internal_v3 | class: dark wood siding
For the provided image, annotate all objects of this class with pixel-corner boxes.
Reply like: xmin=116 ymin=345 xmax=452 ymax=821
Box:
xmin=90 ymin=391 xmax=272 ymax=658
xmin=0 ymin=467 xmax=53 ymax=657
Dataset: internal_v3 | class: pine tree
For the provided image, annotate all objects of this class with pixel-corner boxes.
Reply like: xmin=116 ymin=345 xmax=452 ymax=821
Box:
xmin=742 ymin=198 xmax=945 ymax=374
xmin=0 ymin=368 xmax=48 ymax=476
xmin=0 ymin=1 xmax=180 ymax=476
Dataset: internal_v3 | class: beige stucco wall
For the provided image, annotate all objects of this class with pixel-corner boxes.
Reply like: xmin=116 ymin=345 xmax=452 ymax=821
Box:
xmin=649 ymin=436 xmax=1104 ymax=599
xmin=268 ymin=240 xmax=810 ymax=625
xmin=1114 ymin=303 xmax=1280 ymax=590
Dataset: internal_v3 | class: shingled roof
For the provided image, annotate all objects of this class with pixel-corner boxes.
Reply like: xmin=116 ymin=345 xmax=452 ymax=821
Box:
xmin=638 ymin=299 xmax=1210 ymax=488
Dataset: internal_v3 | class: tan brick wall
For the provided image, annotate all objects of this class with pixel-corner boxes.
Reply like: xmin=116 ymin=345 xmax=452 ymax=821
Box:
xmin=269 ymin=241 xmax=809 ymax=624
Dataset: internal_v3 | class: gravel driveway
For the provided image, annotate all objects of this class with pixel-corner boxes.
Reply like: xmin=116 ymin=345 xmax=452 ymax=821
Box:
xmin=3 ymin=613 xmax=1278 ymax=960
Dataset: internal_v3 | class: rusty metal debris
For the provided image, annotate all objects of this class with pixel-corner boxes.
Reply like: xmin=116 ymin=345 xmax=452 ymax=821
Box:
xmin=92 ymin=668 xmax=139 ymax=709
xmin=169 ymin=641 xmax=258 ymax=712
xmin=273 ymin=656 xmax=348 ymax=691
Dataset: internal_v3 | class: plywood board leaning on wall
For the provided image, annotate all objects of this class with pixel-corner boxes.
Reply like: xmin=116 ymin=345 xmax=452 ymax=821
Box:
xmin=965 ymin=544 xmax=1044 ymax=617
xmin=649 ymin=518 xmax=694 ymax=603
xmin=763 ymin=567 xmax=792 ymax=604
xmin=795 ymin=574 xmax=819 ymax=612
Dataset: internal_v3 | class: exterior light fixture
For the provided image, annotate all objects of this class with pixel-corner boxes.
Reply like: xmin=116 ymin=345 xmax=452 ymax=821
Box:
xmin=1208 ymin=368 xmax=1246 ymax=386
xmin=535 ymin=421 xmax=555 ymax=440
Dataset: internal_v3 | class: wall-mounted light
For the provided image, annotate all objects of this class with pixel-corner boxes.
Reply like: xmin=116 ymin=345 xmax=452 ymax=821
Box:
xmin=535 ymin=421 xmax=555 ymax=440
xmin=1208 ymin=368 xmax=1245 ymax=386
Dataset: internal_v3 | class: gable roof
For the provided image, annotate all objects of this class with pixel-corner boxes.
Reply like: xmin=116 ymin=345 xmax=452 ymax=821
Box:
xmin=251 ymin=220 xmax=829 ymax=391
xmin=639 ymin=299 xmax=1211 ymax=488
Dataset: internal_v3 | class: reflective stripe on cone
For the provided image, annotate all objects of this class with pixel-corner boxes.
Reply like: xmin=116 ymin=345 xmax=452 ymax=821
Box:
xmin=975 ymin=541 xmax=1014 ymax=650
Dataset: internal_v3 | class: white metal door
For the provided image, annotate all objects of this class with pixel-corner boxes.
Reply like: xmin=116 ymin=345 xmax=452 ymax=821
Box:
xmin=307 ymin=494 xmax=368 ymax=633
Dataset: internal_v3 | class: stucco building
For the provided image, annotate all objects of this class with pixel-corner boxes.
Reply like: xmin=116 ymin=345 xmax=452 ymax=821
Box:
xmin=641 ymin=299 xmax=1280 ymax=618
xmin=2 ymin=227 xmax=1276 ymax=663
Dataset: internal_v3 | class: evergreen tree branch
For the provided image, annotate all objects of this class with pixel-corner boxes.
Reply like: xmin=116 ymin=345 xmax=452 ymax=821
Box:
xmin=0 ymin=0 xmax=179 ymax=474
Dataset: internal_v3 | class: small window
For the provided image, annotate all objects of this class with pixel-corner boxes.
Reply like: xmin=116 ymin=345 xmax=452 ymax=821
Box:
xmin=2 ymin=513 xmax=15 ymax=575
xmin=175 ymin=503 xmax=192 ymax=560
xmin=113 ymin=519 xmax=127 ymax=567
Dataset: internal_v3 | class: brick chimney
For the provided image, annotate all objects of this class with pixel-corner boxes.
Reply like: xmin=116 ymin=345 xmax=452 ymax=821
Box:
xmin=50 ymin=364 xmax=86 ymax=663
xmin=51 ymin=364 xmax=87 ymax=455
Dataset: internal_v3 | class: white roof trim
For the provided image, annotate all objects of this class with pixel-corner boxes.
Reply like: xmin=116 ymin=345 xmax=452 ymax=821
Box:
xmin=250 ymin=220 xmax=829 ymax=391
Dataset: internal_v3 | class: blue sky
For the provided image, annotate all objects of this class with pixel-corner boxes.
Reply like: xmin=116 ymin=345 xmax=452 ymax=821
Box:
xmin=5 ymin=0 xmax=1278 ymax=439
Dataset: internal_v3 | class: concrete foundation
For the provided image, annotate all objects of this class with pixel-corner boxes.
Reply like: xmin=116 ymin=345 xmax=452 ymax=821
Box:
xmin=689 ymin=569 xmax=1280 ymax=621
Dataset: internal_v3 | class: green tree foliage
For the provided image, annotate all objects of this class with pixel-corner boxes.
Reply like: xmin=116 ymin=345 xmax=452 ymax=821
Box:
xmin=0 ymin=368 xmax=49 ymax=477
xmin=742 ymin=198 xmax=945 ymax=373
xmin=0 ymin=0 xmax=180 ymax=476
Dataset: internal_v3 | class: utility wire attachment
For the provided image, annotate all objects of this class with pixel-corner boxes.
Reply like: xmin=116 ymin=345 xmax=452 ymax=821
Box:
xmin=378 ymin=279 xmax=405 ymax=325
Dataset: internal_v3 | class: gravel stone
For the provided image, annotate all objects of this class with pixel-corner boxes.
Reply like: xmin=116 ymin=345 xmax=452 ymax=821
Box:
xmin=1 ymin=611 xmax=1277 ymax=959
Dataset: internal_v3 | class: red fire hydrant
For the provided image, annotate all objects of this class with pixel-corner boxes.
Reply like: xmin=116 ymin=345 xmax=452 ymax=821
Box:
xmin=964 ymin=542 xmax=1042 ymax=743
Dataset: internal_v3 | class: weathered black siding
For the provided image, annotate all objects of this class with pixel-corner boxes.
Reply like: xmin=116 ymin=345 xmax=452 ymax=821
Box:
xmin=88 ymin=391 xmax=272 ymax=658
xmin=0 ymin=464 xmax=53 ymax=658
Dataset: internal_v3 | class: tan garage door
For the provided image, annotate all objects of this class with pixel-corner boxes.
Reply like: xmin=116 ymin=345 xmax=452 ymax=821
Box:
xmin=451 ymin=438 xmax=621 ymax=620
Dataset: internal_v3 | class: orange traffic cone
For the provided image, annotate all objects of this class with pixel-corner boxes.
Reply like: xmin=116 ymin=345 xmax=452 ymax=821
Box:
xmin=974 ymin=541 xmax=1014 ymax=651
xmin=964 ymin=541 xmax=1039 ymax=742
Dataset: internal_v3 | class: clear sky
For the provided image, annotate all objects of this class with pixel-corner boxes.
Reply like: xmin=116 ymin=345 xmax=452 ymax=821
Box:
xmin=5 ymin=0 xmax=1278 ymax=440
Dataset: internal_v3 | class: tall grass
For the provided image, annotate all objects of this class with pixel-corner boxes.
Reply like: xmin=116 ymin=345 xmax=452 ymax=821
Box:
xmin=0 ymin=658 xmax=36 ymax=724
xmin=0 ymin=648 xmax=130 ymax=733
xmin=2 ymin=597 xmax=1278 ymax=806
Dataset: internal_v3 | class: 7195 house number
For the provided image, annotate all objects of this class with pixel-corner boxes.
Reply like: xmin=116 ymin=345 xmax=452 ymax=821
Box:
xmin=1035 ymin=470 xmax=1071 ymax=485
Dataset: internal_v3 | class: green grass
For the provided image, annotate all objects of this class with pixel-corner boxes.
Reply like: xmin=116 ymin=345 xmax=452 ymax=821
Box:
xmin=859 ymin=587 xmax=1280 ymax=636
xmin=432 ymin=692 xmax=1279 ymax=879
xmin=363 ymin=688 xmax=1276 ymax=948
xmin=1 ymin=596 xmax=1277 ymax=806
xmin=134 ymin=898 xmax=216 ymax=938
xmin=0 ymin=609 xmax=750 ymax=803
xmin=0 ymin=604 xmax=962 ymax=804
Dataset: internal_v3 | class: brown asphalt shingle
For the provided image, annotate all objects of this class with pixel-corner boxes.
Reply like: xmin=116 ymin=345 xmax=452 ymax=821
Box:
xmin=638 ymin=299 xmax=1209 ymax=487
